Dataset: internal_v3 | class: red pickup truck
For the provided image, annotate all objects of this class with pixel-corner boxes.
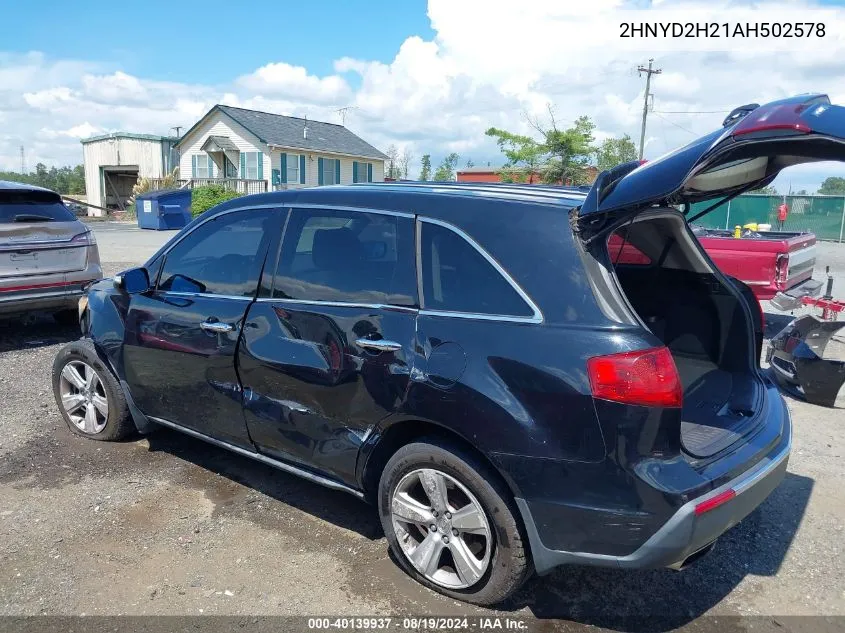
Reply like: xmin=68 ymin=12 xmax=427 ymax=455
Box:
xmin=610 ymin=228 xmax=819 ymax=302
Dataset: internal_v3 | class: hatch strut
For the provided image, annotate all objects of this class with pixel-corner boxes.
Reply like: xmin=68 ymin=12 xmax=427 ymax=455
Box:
xmin=685 ymin=181 xmax=761 ymax=225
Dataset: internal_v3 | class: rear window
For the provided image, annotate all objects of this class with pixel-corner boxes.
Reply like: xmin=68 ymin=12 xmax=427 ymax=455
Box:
xmin=0 ymin=190 xmax=75 ymax=223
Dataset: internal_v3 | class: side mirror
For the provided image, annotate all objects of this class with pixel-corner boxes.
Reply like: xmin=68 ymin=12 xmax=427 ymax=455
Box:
xmin=114 ymin=267 xmax=151 ymax=294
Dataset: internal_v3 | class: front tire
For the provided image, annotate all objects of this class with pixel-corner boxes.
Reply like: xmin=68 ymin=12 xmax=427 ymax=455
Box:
xmin=378 ymin=439 xmax=531 ymax=605
xmin=52 ymin=339 xmax=134 ymax=441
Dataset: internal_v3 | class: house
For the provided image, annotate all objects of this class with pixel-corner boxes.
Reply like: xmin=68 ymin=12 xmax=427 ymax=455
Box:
xmin=81 ymin=133 xmax=179 ymax=216
xmin=175 ymin=105 xmax=388 ymax=192
xmin=456 ymin=165 xmax=598 ymax=185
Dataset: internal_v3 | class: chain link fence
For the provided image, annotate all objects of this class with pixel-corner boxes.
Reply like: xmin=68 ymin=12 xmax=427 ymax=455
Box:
xmin=690 ymin=194 xmax=845 ymax=242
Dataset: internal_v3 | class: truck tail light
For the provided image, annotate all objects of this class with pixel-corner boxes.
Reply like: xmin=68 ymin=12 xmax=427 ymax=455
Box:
xmin=587 ymin=346 xmax=683 ymax=408
xmin=776 ymin=253 xmax=789 ymax=287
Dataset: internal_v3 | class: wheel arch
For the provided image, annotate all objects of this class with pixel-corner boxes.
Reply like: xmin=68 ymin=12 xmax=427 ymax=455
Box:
xmin=358 ymin=418 xmax=521 ymax=506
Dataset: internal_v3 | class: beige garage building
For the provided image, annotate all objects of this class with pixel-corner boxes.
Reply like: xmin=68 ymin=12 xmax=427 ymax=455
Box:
xmin=81 ymin=133 xmax=179 ymax=216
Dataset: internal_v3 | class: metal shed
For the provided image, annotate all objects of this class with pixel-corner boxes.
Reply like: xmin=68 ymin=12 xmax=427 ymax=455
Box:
xmin=81 ymin=133 xmax=179 ymax=216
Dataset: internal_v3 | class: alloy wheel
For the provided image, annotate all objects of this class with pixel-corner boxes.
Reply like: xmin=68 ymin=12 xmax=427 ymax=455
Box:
xmin=59 ymin=360 xmax=109 ymax=435
xmin=391 ymin=468 xmax=492 ymax=589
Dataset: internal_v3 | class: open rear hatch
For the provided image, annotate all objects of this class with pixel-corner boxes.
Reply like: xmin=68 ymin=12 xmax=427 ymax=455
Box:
xmin=577 ymin=94 xmax=845 ymax=459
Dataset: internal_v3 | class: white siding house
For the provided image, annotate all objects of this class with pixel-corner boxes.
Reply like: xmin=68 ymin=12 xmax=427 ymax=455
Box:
xmin=81 ymin=133 xmax=178 ymax=215
xmin=175 ymin=105 xmax=388 ymax=192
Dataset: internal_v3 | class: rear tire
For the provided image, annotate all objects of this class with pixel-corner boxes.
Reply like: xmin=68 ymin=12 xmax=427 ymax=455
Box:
xmin=378 ymin=439 xmax=531 ymax=605
xmin=52 ymin=339 xmax=134 ymax=441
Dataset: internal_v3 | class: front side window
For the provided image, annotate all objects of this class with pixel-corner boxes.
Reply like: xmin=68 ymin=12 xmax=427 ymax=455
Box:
xmin=321 ymin=159 xmax=338 ymax=185
xmin=158 ymin=209 xmax=275 ymax=297
xmin=420 ymin=221 xmax=535 ymax=317
xmin=273 ymin=208 xmax=416 ymax=306
xmin=286 ymin=153 xmax=300 ymax=183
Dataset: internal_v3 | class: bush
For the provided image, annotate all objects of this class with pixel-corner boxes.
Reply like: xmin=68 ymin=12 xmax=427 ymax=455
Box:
xmin=191 ymin=185 xmax=243 ymax=217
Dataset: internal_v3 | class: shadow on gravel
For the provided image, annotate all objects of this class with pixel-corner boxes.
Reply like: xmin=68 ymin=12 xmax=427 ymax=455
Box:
xmin=505 ymin=472 xmax=813 ymax=632
xmin=145 ymin=427 xmax=383 ymax=540
xmin=0 ymin=314 xmax=79 ymax=352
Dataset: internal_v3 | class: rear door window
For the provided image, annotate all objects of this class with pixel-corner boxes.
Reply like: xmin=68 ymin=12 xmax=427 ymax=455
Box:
xmin=158 ymin=209 xmax=276 ymax=297
xmin=419 ymin=221 xmax=536 ymax=318
xmin=0 ymin=190 xmax=76 ymax=223
xmin=273 ymin=207 xmax=417 ymax=306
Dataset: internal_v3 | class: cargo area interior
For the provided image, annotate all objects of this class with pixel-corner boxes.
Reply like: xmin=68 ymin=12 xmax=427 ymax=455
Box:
xmin=608 ymin=211 xmax=764 ymax=459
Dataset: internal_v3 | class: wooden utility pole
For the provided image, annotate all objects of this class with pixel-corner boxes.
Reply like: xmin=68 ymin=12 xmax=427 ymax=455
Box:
xmin=637 ymin=59 xmax=662 ymax=160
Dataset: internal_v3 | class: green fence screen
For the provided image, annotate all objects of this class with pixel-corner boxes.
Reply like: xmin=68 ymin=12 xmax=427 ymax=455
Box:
xmin=689 ymin=195 xmax=845 ymax=242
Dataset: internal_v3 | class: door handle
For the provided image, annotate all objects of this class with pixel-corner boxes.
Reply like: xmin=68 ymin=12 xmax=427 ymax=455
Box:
xmin=355 ymin=338 xmax=402 ymax=352
xmin=200 ymin=320 xmax=235 ymax=333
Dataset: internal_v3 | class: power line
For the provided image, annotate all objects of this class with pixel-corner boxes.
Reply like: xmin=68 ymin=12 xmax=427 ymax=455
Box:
xmin=637 ymin=59 xmax=662 ymax=160
xmin=652 ymin=109 xmax=731 ymax=114
xmin=653 ymin=112 xmax=697 ymax=136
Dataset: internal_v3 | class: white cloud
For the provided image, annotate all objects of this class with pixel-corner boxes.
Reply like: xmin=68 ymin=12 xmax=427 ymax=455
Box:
xmin=3 ymin=0 xmax=845 ymax=190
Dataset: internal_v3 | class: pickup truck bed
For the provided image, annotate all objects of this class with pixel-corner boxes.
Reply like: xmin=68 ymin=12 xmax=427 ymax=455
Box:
xmin=692 ymin=228 xmax=816 ymax=300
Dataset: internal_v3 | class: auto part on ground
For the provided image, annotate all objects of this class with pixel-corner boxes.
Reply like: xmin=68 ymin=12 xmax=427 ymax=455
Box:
xmin=768 ymin=315 xmax=845 ymax=408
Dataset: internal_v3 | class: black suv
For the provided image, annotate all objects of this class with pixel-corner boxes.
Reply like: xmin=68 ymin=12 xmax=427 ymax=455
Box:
xmin=54 ymin=94 xmax=845 ymax=604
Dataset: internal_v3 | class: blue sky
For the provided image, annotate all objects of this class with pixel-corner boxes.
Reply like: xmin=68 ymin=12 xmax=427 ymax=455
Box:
xmin=2 ymin=0 xmax=435 ymax=83
xmin=3 ymin=0 xmax=845 ymax=192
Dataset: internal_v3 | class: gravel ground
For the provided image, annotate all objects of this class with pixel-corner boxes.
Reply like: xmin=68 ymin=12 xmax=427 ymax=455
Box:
xmin=0 ymin=223 xmax=843 ymax=630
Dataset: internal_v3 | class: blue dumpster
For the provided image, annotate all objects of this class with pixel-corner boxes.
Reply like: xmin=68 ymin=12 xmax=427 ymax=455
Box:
xmin=136 ymin=189 xmax=192 ymax=230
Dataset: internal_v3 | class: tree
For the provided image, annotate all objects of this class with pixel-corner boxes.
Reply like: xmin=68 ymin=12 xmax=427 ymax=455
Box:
xmin=484 ymin=127 xmax=544 ymax=183
xmin=0 ymin=163 xmax=86 ymax=194
xmin=819 ymin=177 xmax=845 ymax=195
xmin=537 ymin=112 xmax=596 ymax=185
xmin=752 ymin=185 xmax=778 ymax=195
xmin=385 ymin=144 xmax=401 ymax=179
xmin=400 ymin=147 xmax=413 ymax=179
xmin=419 ymin=154 xmax=432 ymax=181
xmin=433 ymin=153 xmax=459 ymax=181
xmin=465 ymin=158 xmax=475 ymax=169
xmin=596 ymin=134 xmax=638 ymax=172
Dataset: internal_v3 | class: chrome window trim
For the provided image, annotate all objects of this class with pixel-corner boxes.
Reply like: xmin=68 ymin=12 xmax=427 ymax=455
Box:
xmin=288 ymin=203 xmax=414 ymax=219
xmin=255 ymin=296 xmax=417 ymax=313
xmin=416 ymin=216 xmax=544 ymax=324
xmin=160 ymin=291 xmax=253 ymax=301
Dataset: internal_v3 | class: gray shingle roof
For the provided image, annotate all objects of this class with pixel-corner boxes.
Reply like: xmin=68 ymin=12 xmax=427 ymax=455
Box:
xmin=202 ymin=135 xmax=239 ymax=152
xmin=179 ymin=105 xmax=387 ymax=160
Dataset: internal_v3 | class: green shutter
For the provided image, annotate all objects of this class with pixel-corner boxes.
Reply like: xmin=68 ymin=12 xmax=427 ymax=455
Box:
xmin=280 ymin=153 xmax=287 ymax=183
xmin=240 ymin=153 xmax=246 ymax=177
xmin=318 ymin=158 xmax=324 ymax=185
xmin=335 ymin=159 xmax=340 ymax=185
xmin=352 ymin=161 xmax=358 ymax=183
xmin=367 ymin=163 xmax=373 ymax=182
xmin=191 ymin=155 xmax=197 ymax=178
xmin=257 ymin=152 xmax=263 ymax=181
xmin=300 ymin=155 xmax=306 ymax=184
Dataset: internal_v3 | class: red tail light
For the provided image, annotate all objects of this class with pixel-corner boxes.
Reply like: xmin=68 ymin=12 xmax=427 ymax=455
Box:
xmin=775 ymin=253 xmax=789 ymax=287
xmin=587 ymin=346 xmax=683 ymax=408
xmin=732 ymin=104 xmax=812 ymax=137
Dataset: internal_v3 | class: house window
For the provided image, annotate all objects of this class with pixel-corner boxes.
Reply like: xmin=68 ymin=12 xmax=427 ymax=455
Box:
xmin=244 ymin=153 xmax=259 ymax=180
xmin=195 ymin=154 xmax=211 ymax=178
xmin=353 ymin=161 xmax=370 ymax=183
xmin=321 ymin=159 xmax=338 ymax=185
xmin=287 ymin=154 xmax=299 ymax=184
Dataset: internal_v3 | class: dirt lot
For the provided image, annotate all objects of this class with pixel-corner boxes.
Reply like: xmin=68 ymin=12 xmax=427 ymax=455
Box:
xmin=0 ymin=224 xmax=843 ymax=630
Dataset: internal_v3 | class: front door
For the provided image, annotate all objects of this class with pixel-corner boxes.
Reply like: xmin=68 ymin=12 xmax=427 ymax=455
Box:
xmin=238 ymin=206 xmax=418 ymax=485
xmin=225 ymin=155 xmax=238 ymax=178
xmin=122 ymin=207 xmax=281 ymax=448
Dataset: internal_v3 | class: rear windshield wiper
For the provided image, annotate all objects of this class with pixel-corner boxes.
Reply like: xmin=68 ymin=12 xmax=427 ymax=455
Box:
xmin=13 ymin=214 xmax=55 ymax=222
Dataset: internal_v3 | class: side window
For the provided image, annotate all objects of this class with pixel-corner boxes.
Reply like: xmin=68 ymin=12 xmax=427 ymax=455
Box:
xmin=420 ymin=221 xmax=534 ymax=317
xmin=274 ymin=208 xmax=416 ymax=306
xmin=158 ymin=209 xmax=276 ymax=297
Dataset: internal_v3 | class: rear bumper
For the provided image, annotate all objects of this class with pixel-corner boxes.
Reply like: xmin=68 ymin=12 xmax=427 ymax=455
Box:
xmin=516 ymin=405 xmax=791 ymax=575
xmin=0 ymin=270 xmax=101 ymax=316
